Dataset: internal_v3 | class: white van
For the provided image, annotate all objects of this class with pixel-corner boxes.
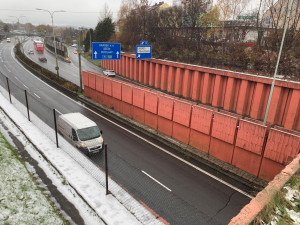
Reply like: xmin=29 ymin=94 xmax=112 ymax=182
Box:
xmin=58 ymin=113 xmax=104 ymax=155
xmin=6 ymin=38 xmax=11 ymax=43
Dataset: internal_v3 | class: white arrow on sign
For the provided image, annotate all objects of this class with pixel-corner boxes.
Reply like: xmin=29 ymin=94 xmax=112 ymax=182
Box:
xmin=116 ymin=51 xmax=119 ymax=58
xmin=94 ymin=51 xmax=98 ymax=59
xmin=137 ymin=54 xmax=141 ymax=58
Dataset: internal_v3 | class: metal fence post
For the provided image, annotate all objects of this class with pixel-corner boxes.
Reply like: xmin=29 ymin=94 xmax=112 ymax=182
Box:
xmin=105 ymin=144 xmax=109 ymax=195
xmin=6 ymin=77 xmax=12 ymax=103
xmin=53 ymin=109 xmax=59 ymax=148
xmin=25 ymin=90 xmax=30 ymax=121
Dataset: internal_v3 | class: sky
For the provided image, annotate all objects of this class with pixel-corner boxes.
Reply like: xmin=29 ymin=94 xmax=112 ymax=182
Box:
xmin=0 ymin=0 xmax=174 ymax=28
xmin=0 ymin=0 xmax=261 ymax=28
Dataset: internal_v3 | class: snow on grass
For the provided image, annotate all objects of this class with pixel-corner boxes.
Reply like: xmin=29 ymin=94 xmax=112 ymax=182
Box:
xmin=0 ymin=87 xmax=163 ymax=224
xmin=0 ymin=132 xmax=64 ymax=225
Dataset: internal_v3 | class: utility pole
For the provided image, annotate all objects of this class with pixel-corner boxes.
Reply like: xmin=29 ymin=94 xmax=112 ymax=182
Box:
xmin=263 ymin=0 xmax=294 ymax=125
xmin=78 ymin=51 xmax=83 ymax=92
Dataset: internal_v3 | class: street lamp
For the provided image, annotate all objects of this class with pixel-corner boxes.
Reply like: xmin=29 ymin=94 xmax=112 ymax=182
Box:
xmin=9 ymin=15 xmax=25 ymax=30
xmin=263 ymin=0 xmax=293 ymax=125
xmin=36 ymin=8 xmax=66 ymax=78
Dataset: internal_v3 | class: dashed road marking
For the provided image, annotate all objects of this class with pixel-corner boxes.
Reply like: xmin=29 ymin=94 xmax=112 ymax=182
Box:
xmin=142 ymin=170 xmax=172 ymax=192
xmin=34 ymin=93 xmax=40 ymax=98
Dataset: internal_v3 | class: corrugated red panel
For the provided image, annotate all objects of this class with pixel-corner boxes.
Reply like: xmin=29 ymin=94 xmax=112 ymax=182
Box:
xmin=189 ymin=129 xmax=210 ymax=153
xmin=133 ymin=87 xmax=145 ymax=109
xmin=211 ymin=112 xmax=238 ymax=144
xmin=173 ymin=100 xmax=192 ymax=127
xmin=95 ymin=75 xmax=104 ymax=93
xmin=88 ymin=73 xmax=96 ymax=89
xmin=112 ymin=80 xmax=122 ymax=100
xmin=235 ymin=120 xmax=267 ymax=155
xmin=158 ymin=95 xmax=174 ymax=120
xmin=172 ymin=122 xmax=190 ymax=144
xmin=144 ymin=111 xmax=158 ymax=129
xmin=122 ymin=102 xmax=133 ymax=118
xmin=145 ymin=91 xmax=158 ymax=114
xmin=84 ymin=86 xmax=91 ymax=98
xmin=190 ymin=106 xmax=213 ymax=135
xmin=103 ymin=78 xmax=112 ymax=96
xmin=82 ymin=71 xmax=89 ymax=86
xmin=133 ymin=106 xmax=145 ymax=124
xmin=264 ymin=129 xmax=300 ymax=164
xmin=157 ymin=116 xmax=173 ymax=136
xmin=122 ymin=84 xmax=133 ymax=104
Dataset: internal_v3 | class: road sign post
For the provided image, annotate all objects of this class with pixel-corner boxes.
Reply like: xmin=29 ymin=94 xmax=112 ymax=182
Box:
xmin=92 ymin=42 xmax=121 ymax=60
xmin=136 ymin=45 xmax=152 ymax=60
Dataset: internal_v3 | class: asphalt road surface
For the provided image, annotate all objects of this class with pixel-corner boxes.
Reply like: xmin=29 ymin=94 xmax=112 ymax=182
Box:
xmin=0 ymin=39 xmax=254 ymax=225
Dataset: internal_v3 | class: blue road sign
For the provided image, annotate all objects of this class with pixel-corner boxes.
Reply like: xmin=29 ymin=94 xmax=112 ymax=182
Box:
xmin=78 ymin=45 xmax=82 ymax=50
xmin=140 ymin=41 xmax=148 ymax=45
xmin=92 ymin=42 xmax=121 ymax=60
xmin=136 ymin=45 xmax=152 ymax=60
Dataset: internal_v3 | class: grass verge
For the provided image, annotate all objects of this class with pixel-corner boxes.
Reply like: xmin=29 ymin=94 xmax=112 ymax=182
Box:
xmin=81 ymin=53 xmax=102 ymax=67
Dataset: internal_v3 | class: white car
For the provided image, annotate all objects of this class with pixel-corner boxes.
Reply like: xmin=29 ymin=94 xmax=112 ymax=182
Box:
xmin=103 ymin=70 xmax=116 ymax=77
xmin=28 ymin=49 xmax=34 ymax=54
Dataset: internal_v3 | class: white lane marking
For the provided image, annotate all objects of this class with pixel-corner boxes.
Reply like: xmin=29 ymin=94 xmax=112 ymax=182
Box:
xmin=23 ymin=84 xmax=28 ymax=89
xmin=4 ymin=64 xmax=11 ymax=72
xmin=34 ymin=93 xmax=40 ymax=98
xmin=15 ymin=76 xmax=20 ymax=81
xmin=11 ymin=46 xmax=254 ymax=199
xmin=142 ymin=170 xmax=172 ymax=192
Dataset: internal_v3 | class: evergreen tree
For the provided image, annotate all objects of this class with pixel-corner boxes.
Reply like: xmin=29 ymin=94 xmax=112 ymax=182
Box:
xmin=83 ymin=29 xmax=93 ymax=52
xmin=94 ymin=17 xmax=115 ymax=42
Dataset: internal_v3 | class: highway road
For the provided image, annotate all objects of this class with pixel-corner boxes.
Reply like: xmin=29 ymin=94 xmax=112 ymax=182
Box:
xmin=0 ymin=39 xmax=254 ymax=225
xmin=22 ymin=38 xmax=101 ymax=86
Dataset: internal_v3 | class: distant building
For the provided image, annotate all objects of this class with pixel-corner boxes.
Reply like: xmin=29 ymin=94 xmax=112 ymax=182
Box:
xmin=173 ymin=0 xmax=213 ymax=11
xmin=263 ymin=0 xmax=300 ymax=29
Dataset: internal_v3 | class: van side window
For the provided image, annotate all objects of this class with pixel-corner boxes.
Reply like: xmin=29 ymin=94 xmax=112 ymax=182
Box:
xmin=72 ymin=129 xmax=78 ymax=141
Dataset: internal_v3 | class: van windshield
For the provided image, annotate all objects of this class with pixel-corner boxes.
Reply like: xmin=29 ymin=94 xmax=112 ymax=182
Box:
xmin=77 ymin=126 xmax=100 ymax=141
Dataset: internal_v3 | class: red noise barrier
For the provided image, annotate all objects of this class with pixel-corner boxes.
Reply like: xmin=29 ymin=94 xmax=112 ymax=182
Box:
xmin=102 ymin=54 xmax=300 ymax=131
xmin=83 ymin=71 xmax=300 ymax=181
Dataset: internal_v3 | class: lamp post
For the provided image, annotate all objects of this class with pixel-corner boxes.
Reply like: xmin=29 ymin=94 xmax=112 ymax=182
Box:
xmin=10 ymin=15 xmax=25 ymax=43
xmin=36 ymin=8 xmax=66 ymax=78
xmin=263 ymin=0 xmax=293 ymax=125
xmin=9 ymin=15 xmax=25 ymax=30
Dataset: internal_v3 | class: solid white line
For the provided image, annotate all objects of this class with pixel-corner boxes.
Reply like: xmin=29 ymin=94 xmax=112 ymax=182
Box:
xmin=34 ymin=93 xmax=40 ymax=98
xmin=11 ymin=46 xmax=254 ymax=199
xmin=142 ymin=170 xmax=172 ymax=192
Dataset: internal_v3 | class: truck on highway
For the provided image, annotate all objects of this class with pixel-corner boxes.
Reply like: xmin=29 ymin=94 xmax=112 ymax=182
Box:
xmin=57 ymin=112 xmax=104 ymax=155
xmin=33 ymin=40 xmax=44 ymax=53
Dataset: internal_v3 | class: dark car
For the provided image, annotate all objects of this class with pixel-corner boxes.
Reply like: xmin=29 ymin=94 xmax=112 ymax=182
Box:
xmin=39 ymin=57 xmax=47 ymax=62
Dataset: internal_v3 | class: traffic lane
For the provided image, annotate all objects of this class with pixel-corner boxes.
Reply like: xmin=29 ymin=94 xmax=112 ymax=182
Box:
xmin=3 ymin=43 xmax=251 ymax=224
xmin=67 ymin=46 xmax=101 ymax=73
xmin=1 ymin=44 xmax=81 ymax=115
xmin=23 ymin=39 xmax=80 ymax=85
xmin=82 ymin=107 xmax=252 ymax=224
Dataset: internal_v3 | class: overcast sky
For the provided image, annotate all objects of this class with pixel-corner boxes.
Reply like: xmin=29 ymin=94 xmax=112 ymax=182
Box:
xmin=0 ymin=0 xmax=174 ymax=28
xmin=1 ymin=0 xmax=259 ymax=28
